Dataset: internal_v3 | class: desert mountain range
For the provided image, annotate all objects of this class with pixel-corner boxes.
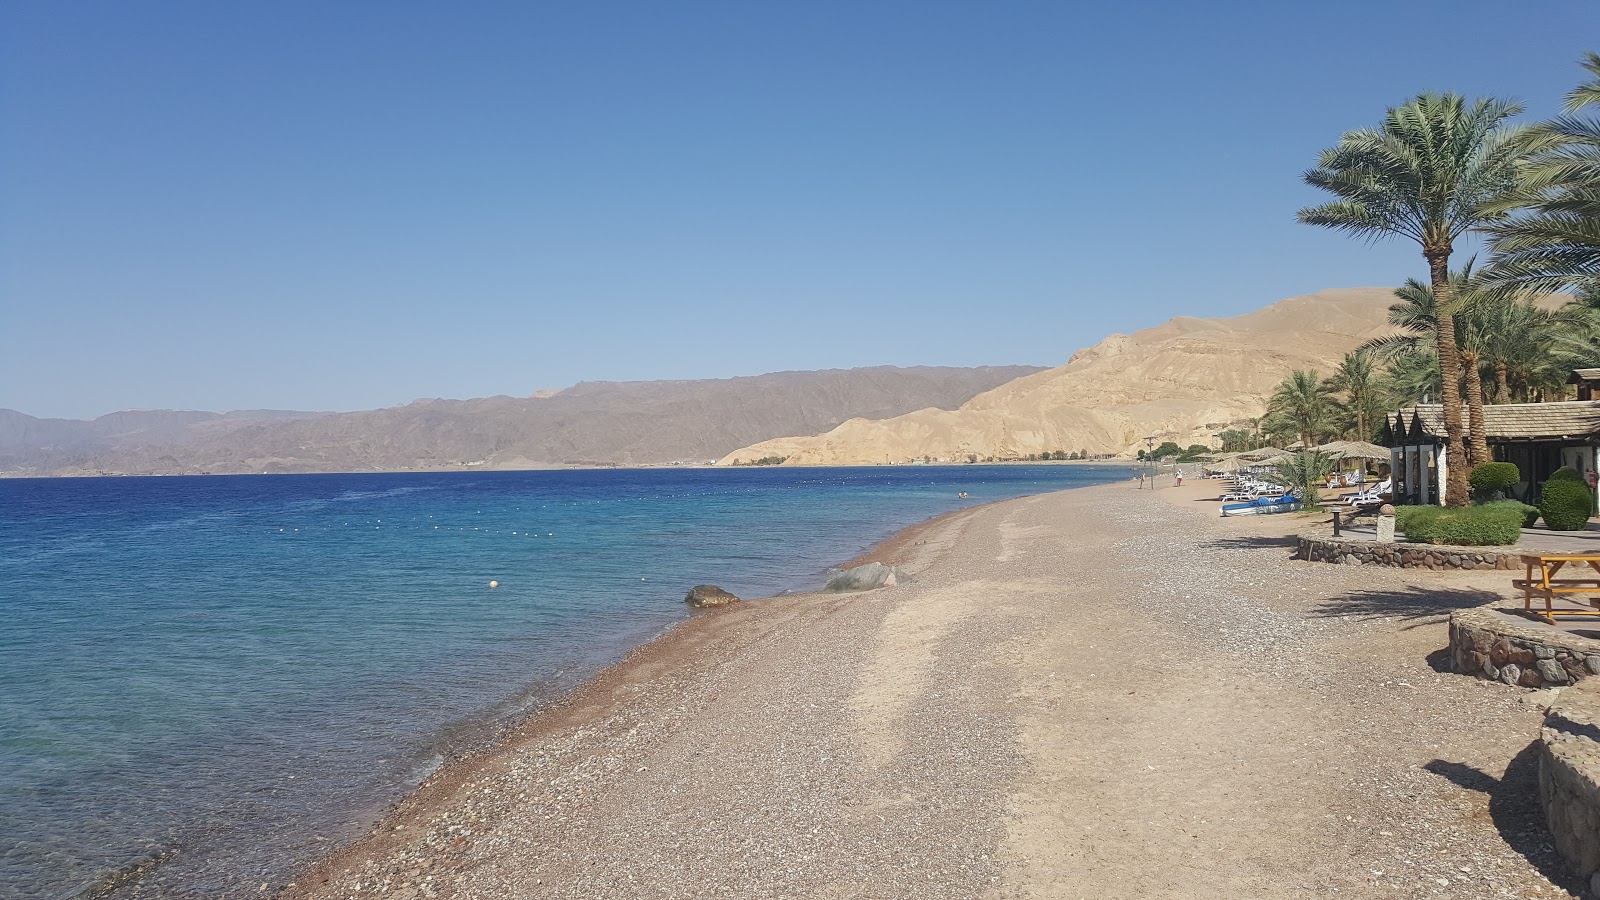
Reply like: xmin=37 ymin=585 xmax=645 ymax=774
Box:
xmin=0 ymin=366 xmax=1041 ymax=476
xmin=6 ymin=287 xmax=1407 ymax=476
xmin=719 ymin=288 xmax=1401 ymax=466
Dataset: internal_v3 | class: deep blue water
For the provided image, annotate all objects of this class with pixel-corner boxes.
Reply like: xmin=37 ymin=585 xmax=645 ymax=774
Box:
xmin=0 ymin=464 xmax=1129 ymax=897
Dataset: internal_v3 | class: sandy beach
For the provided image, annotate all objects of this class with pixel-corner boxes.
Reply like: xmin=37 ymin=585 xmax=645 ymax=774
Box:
xmin=285 ymin=476 xmax=1582 ymax=899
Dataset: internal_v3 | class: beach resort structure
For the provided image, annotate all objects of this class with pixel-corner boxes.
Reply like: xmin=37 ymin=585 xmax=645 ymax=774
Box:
xmin=1383 ymin=395 xmax=1600 ymax=506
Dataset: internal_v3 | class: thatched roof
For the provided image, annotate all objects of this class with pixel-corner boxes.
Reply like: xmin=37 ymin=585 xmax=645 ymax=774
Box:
xmin=1396 ymin=402 xmax=1600 ymax=443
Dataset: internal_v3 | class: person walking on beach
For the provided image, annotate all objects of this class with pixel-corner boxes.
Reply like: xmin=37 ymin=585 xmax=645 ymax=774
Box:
xmin=1175 ymin=469 xmax=1184 ymax=487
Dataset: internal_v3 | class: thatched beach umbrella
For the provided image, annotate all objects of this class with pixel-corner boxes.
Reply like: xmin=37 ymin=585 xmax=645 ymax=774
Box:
xmin=1313 ymin=440 xmax=1389 ymax=460
xmin=1202 ymin=452 xmax=1247 ymax=474
xmin=1240 ymin=447 xmax=1291 ymax=463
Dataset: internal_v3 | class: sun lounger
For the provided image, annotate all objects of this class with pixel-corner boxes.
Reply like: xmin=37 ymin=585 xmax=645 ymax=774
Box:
xmin=1339 ymin=479 xmax=1391 ymax=506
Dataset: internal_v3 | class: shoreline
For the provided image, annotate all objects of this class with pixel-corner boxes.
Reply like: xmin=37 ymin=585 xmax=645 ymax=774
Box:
xmin=279 ymin=494 xmax=1004 ymax=896
xmin=1 ymin=458 xmax=1135 ymax=480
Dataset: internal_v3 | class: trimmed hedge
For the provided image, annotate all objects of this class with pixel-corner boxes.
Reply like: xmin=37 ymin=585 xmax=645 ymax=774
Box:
xmin=1483 ymin=499 xmax=1541 ymax=530
xmin=1541 ymin=478 xmax=1594 ymax=531
xmin=1547 ymin=466 xmax=1597 ymax=516
xmin=1397 ymin=502 xmax=1527 ymax=546
xmin=1396 ymin=505 xmax=1443 ymax=537
xmin=1469 ymin=462 xmax=1520 ymax=499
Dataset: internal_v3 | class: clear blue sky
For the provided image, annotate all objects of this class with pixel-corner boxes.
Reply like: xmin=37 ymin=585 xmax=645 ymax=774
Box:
xmin=2 ymin=1 xmax=1595 ymax=418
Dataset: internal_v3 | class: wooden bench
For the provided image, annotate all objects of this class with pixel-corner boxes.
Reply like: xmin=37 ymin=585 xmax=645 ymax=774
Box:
xmin=1517 ymin=554 xmax=1600 ymax=624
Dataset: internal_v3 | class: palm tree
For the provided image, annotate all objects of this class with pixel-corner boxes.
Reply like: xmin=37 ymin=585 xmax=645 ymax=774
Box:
xmin=1300 ymin=93 xmax=1530 ymax=506
xmin=1369 ymin=265 xmax=1529 ymax=461
xmin=1487 ymin=53 xmax=1600 ymax=295
xmin=1475 ymin=291 xmax=1568 ymax=402
xmin=1325 ymin=350 xmax=1382 ymax=441
xmin=1217 ymin=429 xmax=1253 ymax=452
xmin=1268 ymin=450 xmax=1337 ymax=511
xmin=1378 ymin=348 xmax=1444 ymax=408
xmin=1268 ymin=370 xmax=1335 ymax=448
xmin=1363 ymin=271 xmax=1498 ymax=464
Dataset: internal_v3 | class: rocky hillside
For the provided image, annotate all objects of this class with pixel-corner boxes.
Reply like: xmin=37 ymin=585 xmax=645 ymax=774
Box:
xmin=0 ymin=408 xmax=323 ymax=472
xmin=5 ymin=366 xmax=1042 ymax=475
xmin=718 ymin=288 xmax=1401 ymax=465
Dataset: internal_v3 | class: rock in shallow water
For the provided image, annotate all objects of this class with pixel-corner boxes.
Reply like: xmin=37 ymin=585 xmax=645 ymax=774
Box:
xmin=684 ymin=584 xmax=740 ymax=608
xmin=825 ymin=562 xmax=916 ymax=593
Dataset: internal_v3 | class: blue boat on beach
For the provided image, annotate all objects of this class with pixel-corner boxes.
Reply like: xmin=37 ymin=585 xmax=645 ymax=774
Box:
xmin=1220 ymin=490 xmax=1303 ymax=517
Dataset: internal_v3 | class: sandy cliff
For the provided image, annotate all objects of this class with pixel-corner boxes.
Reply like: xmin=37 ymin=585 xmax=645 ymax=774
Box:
xmin=719 ymin=288 xmax=1400 ymax=464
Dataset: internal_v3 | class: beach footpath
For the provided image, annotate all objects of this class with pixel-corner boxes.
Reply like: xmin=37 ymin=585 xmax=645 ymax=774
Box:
xmin=288 ymin=477 xmax=1579 ymax=899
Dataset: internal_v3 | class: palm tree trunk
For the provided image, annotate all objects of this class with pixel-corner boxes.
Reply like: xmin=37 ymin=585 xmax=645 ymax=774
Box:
xmin=1464 ymin=352 xmax=1490 ymax=466
xmin=1494 ymin=362 xmax=1509 ymax=403
xmin=1430 ymin=251 xmax=1471 ymax=507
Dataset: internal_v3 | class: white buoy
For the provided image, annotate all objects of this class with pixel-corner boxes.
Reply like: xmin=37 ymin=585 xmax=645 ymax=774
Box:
xmin=489 ymin=580 xmax=499 ymax=589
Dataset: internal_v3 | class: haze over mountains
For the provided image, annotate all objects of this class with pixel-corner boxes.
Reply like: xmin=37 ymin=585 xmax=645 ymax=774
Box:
xmin=4 ymin=288 xmax=1411 ymax=476
xmin=0 ymin=367 xmax=1041 ymax=476
xmin=720 ymin=288 xmax=1402 ymax=465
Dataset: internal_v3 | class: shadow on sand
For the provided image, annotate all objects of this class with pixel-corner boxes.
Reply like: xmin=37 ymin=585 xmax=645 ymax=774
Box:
xmin=1425 ymin=746 xmax=1578 ymax=892
xmin=1200 ymin=535 xmax=1300 ymax=551
xmin=1311 ymin=586 xmax=1502 ymax=628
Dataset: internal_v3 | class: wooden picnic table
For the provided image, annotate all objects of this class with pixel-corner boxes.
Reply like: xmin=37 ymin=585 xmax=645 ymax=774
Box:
xmin=1517 ymin=554 xmax=1600 ymax=624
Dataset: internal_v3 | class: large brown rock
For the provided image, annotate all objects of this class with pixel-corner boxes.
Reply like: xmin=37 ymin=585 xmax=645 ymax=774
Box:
xmin=684 ymin=584 xmax=740 ymax=609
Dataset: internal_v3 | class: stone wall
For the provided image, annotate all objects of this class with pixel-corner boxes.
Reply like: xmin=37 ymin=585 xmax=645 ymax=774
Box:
xmin=1296 ymin=536 xmax=1521 ymax=570
xmin=1540 ymin=682 xmax=1600 ymax=886
xmin=1449 ymin=607 xmax=1600 ymax=688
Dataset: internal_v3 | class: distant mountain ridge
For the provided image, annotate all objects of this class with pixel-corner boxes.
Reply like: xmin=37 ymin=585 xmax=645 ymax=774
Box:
xmin=0 ymin=408 xmax=325 ymax=472
xmin=1 ymin=366 xmax=1043 ymax=476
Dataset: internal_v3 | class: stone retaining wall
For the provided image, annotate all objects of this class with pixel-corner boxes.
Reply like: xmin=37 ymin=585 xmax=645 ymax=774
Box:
xmin=1296 ymin=535 xmax=1521 ymax=570
xmin=1449 ymin=607 xmax=1600 ymax=688
xmin=1540 ymin=683 xmax=1600 ymax=886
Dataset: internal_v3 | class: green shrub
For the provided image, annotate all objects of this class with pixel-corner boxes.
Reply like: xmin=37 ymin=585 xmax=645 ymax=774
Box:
xmin=1482 ymin=499 xmax=1541 ymax=529
xmin=1396 ymin=505 xmax=1444 ymax=539
xmin=1548 ymin=466 xmax=1597 ymax=515
xmin=1541 ymin=478 xmax=1594 ymax=531
xmin=1398 ymin=502 xmax=1527 ymax=546
xmin=1469 ymin=462 xmax=1520 ymax=500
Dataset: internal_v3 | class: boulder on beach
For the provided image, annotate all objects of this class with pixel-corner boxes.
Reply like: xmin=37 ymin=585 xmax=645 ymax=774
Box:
xmin=825 ymin=562 xmax=916 ymax=593
xmin=685 ymin=584 xmax=740 ymax=608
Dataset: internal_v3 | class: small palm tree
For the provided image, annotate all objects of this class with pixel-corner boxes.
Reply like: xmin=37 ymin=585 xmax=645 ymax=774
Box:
xmin=1325 ymin=350 xmax=1382 ymax=441
xmin=1268 ymin=370 xmax=1335 ymax=448
xmin=1376 ymin=347 xmax=1444 ymax=409
xmin=1300 ymin=93 xmax=1531 ymax=506
xmin=1487 ymin=53 xmax=1600 ymax=295
xmin=1268 ymin=450 xmax=1337 ymax=511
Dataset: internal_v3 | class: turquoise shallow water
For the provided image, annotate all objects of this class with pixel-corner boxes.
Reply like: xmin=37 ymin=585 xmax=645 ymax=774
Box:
xmin=0 ymin=464 xmax=1130 ymax=897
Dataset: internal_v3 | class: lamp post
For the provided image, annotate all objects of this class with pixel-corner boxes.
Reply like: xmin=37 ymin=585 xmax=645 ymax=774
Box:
xmin=1144 ymin=435 xmax=1156 ymax=488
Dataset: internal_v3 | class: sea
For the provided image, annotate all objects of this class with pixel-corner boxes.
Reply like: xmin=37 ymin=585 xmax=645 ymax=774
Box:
xmin=0 ymin=464 xmax=1130 ymax=898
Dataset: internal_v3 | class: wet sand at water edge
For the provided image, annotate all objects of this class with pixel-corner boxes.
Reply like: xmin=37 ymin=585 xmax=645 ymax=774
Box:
xmin=284 ymin=476 xmax=1582 ymax=899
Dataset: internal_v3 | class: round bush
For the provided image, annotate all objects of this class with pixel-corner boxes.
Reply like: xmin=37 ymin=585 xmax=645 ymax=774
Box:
xmin=1541 ymin=478 xmax=1594 ymax=531
xmin=1469 ymin=462 xmax=1520 ymax=498
xmin=1552 ymin=466 xmax=1586 ymax=482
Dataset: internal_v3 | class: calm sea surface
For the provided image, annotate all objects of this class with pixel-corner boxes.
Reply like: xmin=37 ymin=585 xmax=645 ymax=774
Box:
xmin=0 ymin=465 xmax=1129 ymax=897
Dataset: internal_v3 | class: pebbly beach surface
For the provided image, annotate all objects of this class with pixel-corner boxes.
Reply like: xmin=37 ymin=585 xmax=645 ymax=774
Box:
xmin=283 ymin=477 xmax=1582 ymax=899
